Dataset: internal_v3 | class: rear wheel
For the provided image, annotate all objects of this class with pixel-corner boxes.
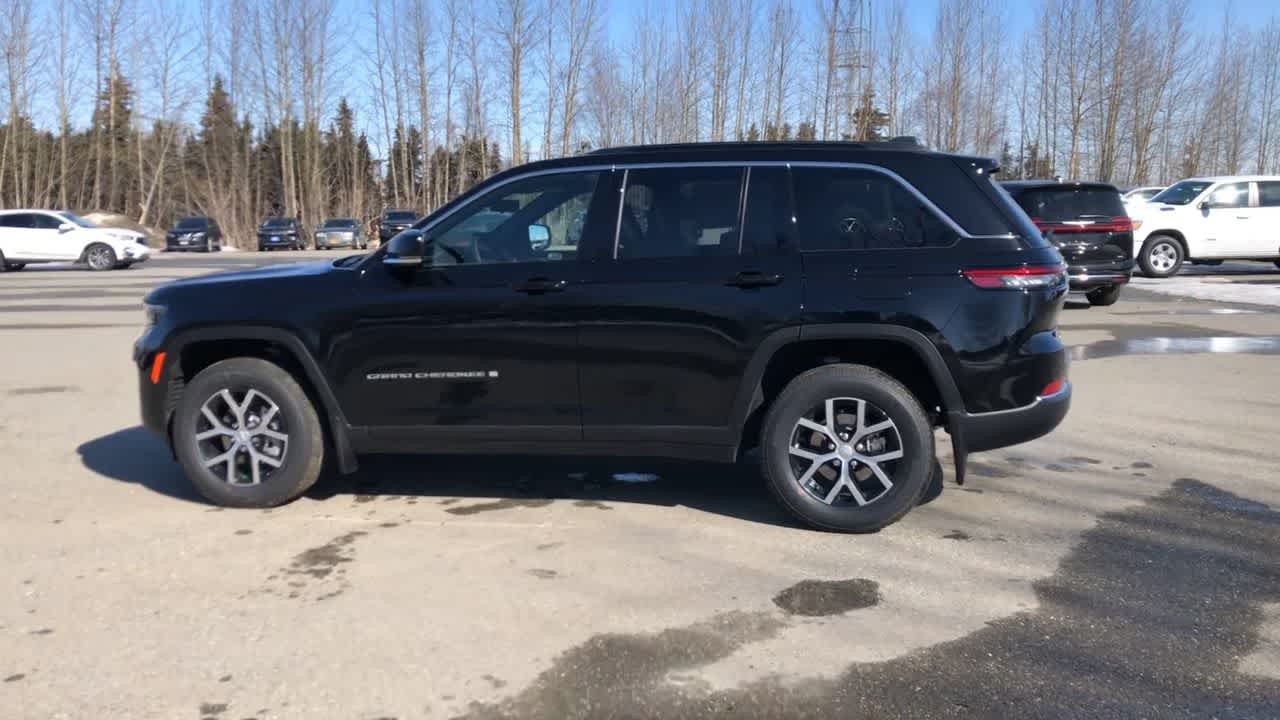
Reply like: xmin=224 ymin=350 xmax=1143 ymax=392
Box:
xmin=1086 ymin=284 xmax=1122 ymax=307
xmin=173 ymin=358 xmax=325 ymax=507
xmin=761 ymin=364 xmax=934 ymax=533
xmin=84 ymin=243 xmax=117 ymax=271
xmin=1274 ymin=260 xmax=1280 ymax=271
xmin=1138 ymin=235 xmax=1184 ymax=278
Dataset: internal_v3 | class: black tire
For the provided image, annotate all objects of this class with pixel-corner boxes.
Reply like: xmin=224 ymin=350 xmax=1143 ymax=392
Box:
xmin=1274 ymin=260 xmax=1280 ymax=271
xmin=84 ymin=243 xmax=117 ymax=271
xmin=1137 ymin=234 xmax=1184 ymax=278
xmin=1086 ymin=284 xmax=1122 ymax=307
xmin=760 ymin=364 xmax=935 ymax=533
xmin=173 ymin=358 xmax=325 ymax=508
xmin=7 ymin=263 xmax=24 ymax=271
xmin=0 ymin=250 xmax=8 ymax=272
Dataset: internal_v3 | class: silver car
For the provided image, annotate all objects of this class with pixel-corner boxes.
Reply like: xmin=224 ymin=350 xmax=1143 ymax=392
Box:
xmin=313 ymin=217 xmax=366 ymax=250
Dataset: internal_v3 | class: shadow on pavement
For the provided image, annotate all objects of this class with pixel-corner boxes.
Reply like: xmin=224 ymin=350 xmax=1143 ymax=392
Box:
xmin=78 ymin=426 xmax=805 ymax=528
xmin=77 ymin=426 xmax=202 ymax=503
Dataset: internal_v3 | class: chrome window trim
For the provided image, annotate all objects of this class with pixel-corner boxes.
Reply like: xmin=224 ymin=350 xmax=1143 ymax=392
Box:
xmin=405 ymin=159 xmax=1015 ymax=262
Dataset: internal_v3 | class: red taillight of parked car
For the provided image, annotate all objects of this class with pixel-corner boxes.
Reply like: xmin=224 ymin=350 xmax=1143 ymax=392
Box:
xmin=962 ymin=264 xmax=1067 ymax=290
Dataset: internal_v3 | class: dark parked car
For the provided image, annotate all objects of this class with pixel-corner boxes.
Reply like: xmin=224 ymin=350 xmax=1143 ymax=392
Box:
xmin=257 ymin=217 xmax=306 ymax=251
xmin=137 ymin=141 xmax=1071 ymax=532
xmin=1001 ymin=180 xmax=1134 ymax=306
xmin=377 ymin=209 xmax=418 ymax=243
xmin=165 ymin=216 xmax=222 ymax=252
xmin=314 ymin=217 xmax=366 ymax=250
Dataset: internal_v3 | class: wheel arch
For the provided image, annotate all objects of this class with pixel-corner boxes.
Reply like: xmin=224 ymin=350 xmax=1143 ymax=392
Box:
xmin=1143 ymin=229 xmax=1189 ymax=257
xmin=731 ymin=324 xmax=966 ymax=474
xmin=165 ymin=326 xmax=357 ymax=473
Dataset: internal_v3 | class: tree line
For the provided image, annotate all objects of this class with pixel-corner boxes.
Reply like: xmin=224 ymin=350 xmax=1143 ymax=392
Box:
xmin=0 ymin=0 xmax=1277 ymax=245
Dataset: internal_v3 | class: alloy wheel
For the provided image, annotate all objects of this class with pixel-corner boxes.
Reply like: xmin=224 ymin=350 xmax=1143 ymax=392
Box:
xmin=195 ymin=388 xmax=289 ymax=486
xmin=86 ymin=245 xmax=114 ymax=270
xmin=788 ymin=397 xmax=904 ymax=506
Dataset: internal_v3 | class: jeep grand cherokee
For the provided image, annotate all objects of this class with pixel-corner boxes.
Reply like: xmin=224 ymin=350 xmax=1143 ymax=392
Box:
xmin=136 ymin=141 xmax=1071 ymax=532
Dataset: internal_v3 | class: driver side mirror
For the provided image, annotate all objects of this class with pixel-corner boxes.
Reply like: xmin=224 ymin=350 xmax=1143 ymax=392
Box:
xmin=383 ymin=229 xmax=425 ymax=270
xmin=528 ymin=223 xmax=551 ymax=252
xmin=58 ymin=222 xmax=74 ymax=233
xmin=1197 ymin=200 xmax=1210 ymax=211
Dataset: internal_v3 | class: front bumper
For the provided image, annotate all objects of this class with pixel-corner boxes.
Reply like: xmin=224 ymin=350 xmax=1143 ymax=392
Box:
xmin=258 ymin=235 xmax=298 ymax=247
xmin=134 ymin=334 xmax=172 ymax=440
xmin=315 ymin=234 xmax=358 ymax=247
xmin=122 ymin=245 xmax=151 ymax=263
xmin=953 ymin=382 xmax=1072 ymax=453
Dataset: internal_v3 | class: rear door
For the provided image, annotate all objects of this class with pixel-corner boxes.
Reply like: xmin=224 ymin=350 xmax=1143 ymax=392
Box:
xmin=1009 ymin=185 xmax=1132 ymax=270
xmin=1251 ymin=181 xmax=1280 ymax=257
xmin=0 ymin=213 xmax=36 ymax=259
xmin=574 ymin=164 xmax=802 ymax=447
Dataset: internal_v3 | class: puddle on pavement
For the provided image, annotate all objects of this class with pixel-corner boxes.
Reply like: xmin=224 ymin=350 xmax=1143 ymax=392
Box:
xmin=1072 ymin=335 xmax=1280 ymax=361
xmin=772 ymin=578 xmax=880 ymax=617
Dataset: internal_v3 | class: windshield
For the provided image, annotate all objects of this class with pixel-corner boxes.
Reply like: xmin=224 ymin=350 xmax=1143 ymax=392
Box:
xmin=988 ymin=181 xmax=1050 ymax=248
xmin=175 ymin=217 xmax=207 ymax=230
xmin=1011 ymin=187 xmax=1125 ymax=221
xmin=323 ymin=218 xmax=357 ymax=228
xmin=56 ymin=212 xmax=96 ymax=228
xmin=384 ymin=211 xmax=416 ymax=222
xmin=1151 ymin=181 xmax=1212 ymax=206
xmin=261 ymin=218 xmax=293 ymax=229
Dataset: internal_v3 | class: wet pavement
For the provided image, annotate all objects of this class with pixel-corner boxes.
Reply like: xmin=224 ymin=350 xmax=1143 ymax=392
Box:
xmin=2 ymin=254 xmax=1280 ymax=719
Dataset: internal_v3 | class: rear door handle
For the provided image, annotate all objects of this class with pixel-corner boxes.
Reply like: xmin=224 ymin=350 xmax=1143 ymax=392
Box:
xmin=726 ymin=271 xmax=783 ymax=288
xmin=514 ymin=278 xmax=568 ymax=294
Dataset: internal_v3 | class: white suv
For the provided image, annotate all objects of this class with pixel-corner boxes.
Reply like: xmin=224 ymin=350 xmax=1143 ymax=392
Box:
xmin=0 ymin=210 xmax=151 ymax=272
xmin=1129 ymin=176 xmax=1280 ymax=278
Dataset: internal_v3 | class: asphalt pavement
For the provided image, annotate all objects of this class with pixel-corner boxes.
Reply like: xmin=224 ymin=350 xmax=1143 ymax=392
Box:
xmin=2 ymin=252 xmax=1279 ymax=719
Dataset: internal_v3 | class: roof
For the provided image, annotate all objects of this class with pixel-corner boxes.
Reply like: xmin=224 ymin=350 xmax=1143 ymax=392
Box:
xmin=1181 ymin=175 xmax=1280 ymax=183
xmin=1000 ymin=179 xmax=1120 ymax=192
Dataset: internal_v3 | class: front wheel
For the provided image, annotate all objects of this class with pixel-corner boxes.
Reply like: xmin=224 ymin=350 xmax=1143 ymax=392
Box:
xmin=760 ymin=364 xmax=934 ymax=533
xmin=1086 ymin=284 xmax=1122 ymax=307
xmin=1273 ymin=260 xmax=1280 ymax=271
xmin=84 ymin=243 xmax=117 ymax=271
xmin=173 ymin=358 xmax=325 ymax=507
xmin=1138 ymin=235 xmax=1184 ymax=278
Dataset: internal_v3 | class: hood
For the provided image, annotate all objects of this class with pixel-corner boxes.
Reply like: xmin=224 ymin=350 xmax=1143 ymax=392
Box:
xmin=146 ymin=260 xmax=334 ymax=304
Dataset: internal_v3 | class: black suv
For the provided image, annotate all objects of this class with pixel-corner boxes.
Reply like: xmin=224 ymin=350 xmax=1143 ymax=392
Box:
xmin=378 ymin=209 xmax=419 ymax=243
xmin=136 ymin=142 xmax=1071 ymax=532
xmin=165 ymin=216 xmax=223 ymax=252
xmin=1001 ymin=181 xmax=1134 ymax=306
xmin=257 ymin=217 xmax=306 ymax=251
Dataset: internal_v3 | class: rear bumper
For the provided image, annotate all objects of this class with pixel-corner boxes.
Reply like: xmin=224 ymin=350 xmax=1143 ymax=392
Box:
xmin=952 ymin=382 xmax=1072 ymax=453
xmin=1067 ymin=261 xmax=1133 ymax=290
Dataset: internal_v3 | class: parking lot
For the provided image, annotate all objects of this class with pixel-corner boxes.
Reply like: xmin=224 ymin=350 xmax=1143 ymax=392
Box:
xmin=3 ymin=252 xmax=1280 ymax=719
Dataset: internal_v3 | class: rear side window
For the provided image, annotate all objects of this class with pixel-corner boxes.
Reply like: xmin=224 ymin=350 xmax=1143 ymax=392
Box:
xmin=616 ymin=167 xmax=743 ymax=259
xmin=1259 ymin=181 xmax=1280 ymax=207
xmin=0 ymin=213 xmax=33 ymax=228
xmin=791 ymin=167 xmax=954 ymax=251
xmin=1009 ymin=187 xmax=1125 ymax=221
xmin=742 ymin=166 xmax=794 ymax=255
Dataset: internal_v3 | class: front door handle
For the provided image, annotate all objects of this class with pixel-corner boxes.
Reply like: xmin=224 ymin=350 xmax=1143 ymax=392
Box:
xmin=514 ymin=277 xmax=568 ymax=294
xmin=726 ymin=271 xmax=783 ymax=288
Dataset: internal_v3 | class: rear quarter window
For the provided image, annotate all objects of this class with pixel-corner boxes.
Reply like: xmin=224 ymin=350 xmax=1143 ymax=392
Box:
xmin=987 ymin=181 xmax=1050 ymax=248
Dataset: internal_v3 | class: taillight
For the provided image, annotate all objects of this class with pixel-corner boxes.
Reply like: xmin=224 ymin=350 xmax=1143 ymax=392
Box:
xmin=1033 ymin=216 xmax=1135 ymax=234
xmin=962 ymin=264 xmax=1067 ymax=290
xmin=1039 ymin=378 xmax=1066 ymax=397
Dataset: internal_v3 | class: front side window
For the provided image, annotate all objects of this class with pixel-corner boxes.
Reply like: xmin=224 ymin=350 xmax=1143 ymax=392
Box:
xmin=429 ymin=171 xmax=602 ymax=266
xmin=32 ymin=214 xmax=66 ymax=230
xmin=615 ymin=167 xmax=743 ymax=259
xmin=792 ymin=167 xmax=954 ymax=251
xmin=1206 ymin=182 xmax=1250 ymax=209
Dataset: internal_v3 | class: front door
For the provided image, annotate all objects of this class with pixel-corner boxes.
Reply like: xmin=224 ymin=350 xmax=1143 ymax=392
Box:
xmin=331 ymin=170 xmax=613 ymax=441
xmin=1198 ymin=181 xmax=1255 ymax=257
xmin=575 ymin=165 xmax=803 ymax=447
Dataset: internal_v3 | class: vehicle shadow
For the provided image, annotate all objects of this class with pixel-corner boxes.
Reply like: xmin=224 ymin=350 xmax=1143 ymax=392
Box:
xmin=77 ymin=425 xmax=806 ymax=528
xmin=76 ymin=426 xmax=203 ymax=503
